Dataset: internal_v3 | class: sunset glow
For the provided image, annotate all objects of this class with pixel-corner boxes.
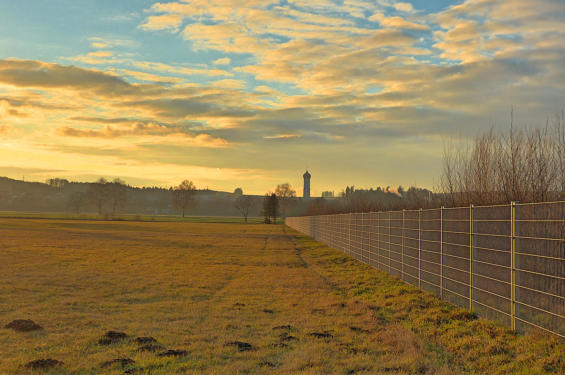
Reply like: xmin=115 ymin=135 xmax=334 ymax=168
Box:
xmin=1 ymin=0 xmax=564 ymax=194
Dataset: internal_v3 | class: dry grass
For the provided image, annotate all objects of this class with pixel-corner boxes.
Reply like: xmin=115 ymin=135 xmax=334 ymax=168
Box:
xmin=0 ymin=219 xmax=562 ymax=374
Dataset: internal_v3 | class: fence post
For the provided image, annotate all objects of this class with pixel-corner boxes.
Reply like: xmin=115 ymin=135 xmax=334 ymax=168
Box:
xmin=469 ymin=204 xmax=474 ymax=311
xmin=348 ymin=213 xmax=352 ymax=256
xmin=402 ymin=209 xmax=405 ymax=280
xmin=361 ymin=212 xmax=364 ymax=263
xmin=440 ymin=206 xmax=444 ymax=299
xmin=511 ymin=201 xmax=516 ymax=330
xmin=388 ymin=211 xmax=392 ymax=273
xmin=377 ymin=212 xmax=380 ymax=270
xmin=419 ymin=208 xmax=422 ymax=288
xmin=366 ymin=211 xmax=373 ymax=267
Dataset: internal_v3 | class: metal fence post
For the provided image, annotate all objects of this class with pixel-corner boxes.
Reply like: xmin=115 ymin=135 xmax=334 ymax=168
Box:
xmin=402 ymin=209 xmax=405 ymax=280
xmin=511 ymin=201 xmax=516 ymax=330
xmin=377 ymin=212 xmax=380 ymax=270
xmin=388 ymin=211 xmax=392 ymax=273
xmin=348 ymin=213 xmax=352 ymax=256
xmin=469 ymin=204 xmax=474 ymax=311
xmin=440 ymin=206 xmax=444 ymax=299
xmin=418 ymin=208 xmax=422 ymax=288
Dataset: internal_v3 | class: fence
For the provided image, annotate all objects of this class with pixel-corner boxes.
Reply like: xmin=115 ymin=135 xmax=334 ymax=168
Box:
xmin=286 ymin=201 xmax=565 ymax=339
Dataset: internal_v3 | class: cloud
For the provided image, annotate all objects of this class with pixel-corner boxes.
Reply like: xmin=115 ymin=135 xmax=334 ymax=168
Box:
xmin=139 ymin=13 xmax=184 ymax=31
xmin=264 ymin=133 xmax=302 ymax=140
xmin=0 ymin=59 xmax=137 ymax=97
xmin=369 ymin=13 xmax=429 ymax=30
xmin=214 ymin=57 xmax=231 ymax=65
xmin=394 ymin=2 xmax=414 ymax=12
xmin=88 ymin=51 xmax=113 ymax=57
xmin=57 ymin=122 xmax=230 ymax=147
xmin=130 ymin=61 xmax=232 ymax=77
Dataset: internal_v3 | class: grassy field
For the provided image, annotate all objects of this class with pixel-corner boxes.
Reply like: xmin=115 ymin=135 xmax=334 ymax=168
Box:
xmin=0 ymin=219 xmax=563 ymax=374
xmin=0 ymin=211 xmax=264 ymax=224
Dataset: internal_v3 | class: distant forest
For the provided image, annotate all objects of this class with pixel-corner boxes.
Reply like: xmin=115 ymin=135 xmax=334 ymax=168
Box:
xmin=0 ymin=177 xmax=267 ymax=217
xmin=0 ymin=176 xmax=436 ymax=218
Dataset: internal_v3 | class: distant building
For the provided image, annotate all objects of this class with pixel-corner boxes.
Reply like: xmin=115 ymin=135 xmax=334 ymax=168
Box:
xmin=322 ymin=191 xmax=334 ymax=199
xmin=303 ymin=170 xmax=311 ymax=199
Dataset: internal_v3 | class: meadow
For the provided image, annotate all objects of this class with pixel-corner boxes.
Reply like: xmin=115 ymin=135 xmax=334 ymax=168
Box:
xmin=0 ymin=218 xmax=563 ymax=374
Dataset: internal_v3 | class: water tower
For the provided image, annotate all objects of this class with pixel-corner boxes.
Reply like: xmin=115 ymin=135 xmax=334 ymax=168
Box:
xmin=303 ymin=170 xmax=311 ymax=199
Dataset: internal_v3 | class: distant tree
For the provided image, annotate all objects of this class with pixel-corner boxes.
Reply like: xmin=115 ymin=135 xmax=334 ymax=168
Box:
xmin=87 ymin=178 xmax=109 ymax=215
xmin=67 ymin=191 xmax=86 ymax=214
xmin=108 ymin=179 xmax=127 ymax=214
xmin=269 ymin=193 xmax=279 ymax=223
xmin=46 ymin=178 xmax=69 ymax=191
xmin=262 ymin=194 xmax=271 ymax=223
xmin=173 ymin=180 xmax=197 ymax=217
xmin=233 ymin=187 xmax=243 ymax=196
xmin=234 ymin=195 xmax=254 ymax=223
xmin=262 ymin=193 xmax=279 ymax=224
xmin=275 ymin=183 xmax=296 ymax=219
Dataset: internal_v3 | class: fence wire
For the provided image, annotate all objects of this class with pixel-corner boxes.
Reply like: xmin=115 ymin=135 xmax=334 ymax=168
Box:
xmin=286 ymin=201 xmax=565 ymax=339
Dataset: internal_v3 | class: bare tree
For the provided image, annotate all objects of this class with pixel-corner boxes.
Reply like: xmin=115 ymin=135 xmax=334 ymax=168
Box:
xmin=234 ymin=195 xmax=254 ymax=223
xmin=173 ymin=180 xmax=197 ymax=217
xmin=440 ymin=115 xmax=564 ymax=206
xmin=275 ymin=183 xmax=296 ymax=218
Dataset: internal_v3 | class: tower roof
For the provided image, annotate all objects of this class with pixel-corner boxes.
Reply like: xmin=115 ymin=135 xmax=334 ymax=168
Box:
xmin=303 ymin=170 xmax=311 ymax=178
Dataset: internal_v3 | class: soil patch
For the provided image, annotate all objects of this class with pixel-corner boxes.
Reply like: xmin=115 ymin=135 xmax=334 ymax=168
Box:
xmin=5 ymin=319 xmax=42 ymax=332
xmin=134 ymin=336 xmax=157 ymax=345
xmin=225 ymin=341 xmax=254 ymax=352
xmin=99 ymin=331 xmax=128 ymax=345
xmin=157 ymin=349 xmax=188 ymax=357
xmin=349 ymin=326 xmax=370 ymax=333
xmin=272 ymin=325 xmax=293 ymax=331
xmin=279 ymin=332 xmax=299 ymax=342
xmin=101 ymin=358 xmax=135 ymax=368
xmin=309 ymin=331 xmax=333 ymax=339
xmin=25 ymin=359 xmax=63 ymax=370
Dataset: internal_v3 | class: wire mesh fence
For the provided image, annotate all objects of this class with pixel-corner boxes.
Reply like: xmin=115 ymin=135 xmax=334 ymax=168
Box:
xmin=286 ymin=201 xmax=565 ymax=339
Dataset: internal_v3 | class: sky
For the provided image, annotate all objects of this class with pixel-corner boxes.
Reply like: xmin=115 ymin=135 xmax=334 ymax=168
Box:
xmin=0 ymin=0 xmax=564 ymax=196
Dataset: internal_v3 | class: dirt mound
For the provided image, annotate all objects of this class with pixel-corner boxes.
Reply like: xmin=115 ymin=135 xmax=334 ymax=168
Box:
xmin=157 ymin=349 xmax=188 ymax=357
xmin=134 ymin=336 xmax=157 ymax=344
xmin=137 ymin=344 xmax=165 ymax=352
xmin=25 ymin=359 xmax=63 ymax=370
xmin=101 ymin=358 xmax=135 ymax=368
xmin=349 ymin=326 xmax=370 ymax=333
xmin=278 ymin=332 xmax=299 ymax=342
xmin=5 ymin=319 xmax=42 ymax=332
xmin=124 ymin=368 xmax=143 ymax=374
xmin=225 ymin=341 xmax=253 ymax=352
xmin=272 ymin=325 xmax=293 ymax=331
xmin=99 ymin=331 xmax=128 ymax=345
xmin=308 ymin=331 xmax=333 ymax=339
